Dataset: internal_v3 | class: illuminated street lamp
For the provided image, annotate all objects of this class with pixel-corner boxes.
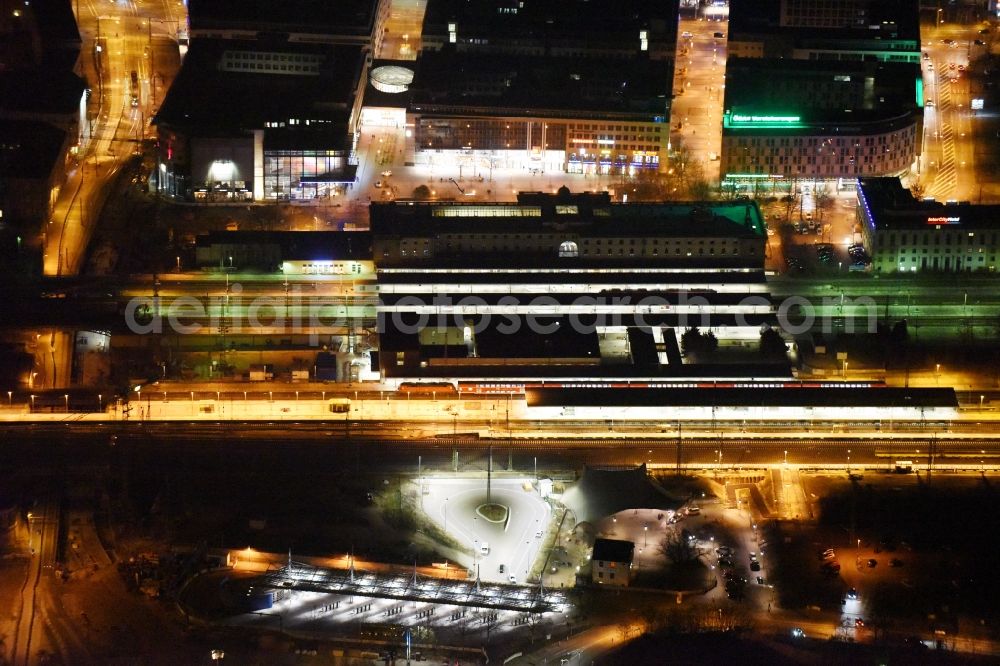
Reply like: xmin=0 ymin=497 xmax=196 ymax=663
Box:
xmin=98 ymin=394 xmax=103 ymax=411
xmin=846 ymin=449 xmax=851 ymax=475
xmin=6 ymin=390 xmax=11 ymax=406
xmin=29 ymin=371 xmax=37 ymax=389
xmin=30 ymin=394 xmax=35 ymax=410
xmin=63 ymin=394 xmax=69 ymax=412
xmin=980 ymin=394 xmax=985 ymax=410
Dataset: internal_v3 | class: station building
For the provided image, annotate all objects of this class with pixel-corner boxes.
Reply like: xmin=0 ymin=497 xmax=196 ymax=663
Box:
xmin=858 ymin=177 xmax=1000 ymax=273
xmin=154 ymin=39 xmax=367 ymax=202
xmin=720 ymin=58 xmax=922 ymax=192
xmin=194 ymin=230 xmax=373 ymax=275
xmin=370 ymin=190 xmax=787 ymax=385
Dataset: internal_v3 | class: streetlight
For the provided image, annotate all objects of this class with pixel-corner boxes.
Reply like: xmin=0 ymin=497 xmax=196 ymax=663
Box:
xmin=6 ymin=391 xmax=11 ymax=406
xmin=847 ymin=449 xmax=851 ymax=475
xmin=64 ymin=394 xmax=69 ymax=412
xmin=980 ymin=394 xmax=985 ymax=410
xmin=29 ymin=394 xmax=35 ymax=411
xmin=98 ymin=394 xmax=103 ymax=411
xmin=784 ymin=450 xmax=788 ymax=465
xmin=29 ymin=371 xmax=37 ymax=389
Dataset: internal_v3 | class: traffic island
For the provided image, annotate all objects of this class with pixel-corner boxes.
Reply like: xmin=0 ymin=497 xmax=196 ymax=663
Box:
xmin=475 ymin=503 xmax=509 ymax=524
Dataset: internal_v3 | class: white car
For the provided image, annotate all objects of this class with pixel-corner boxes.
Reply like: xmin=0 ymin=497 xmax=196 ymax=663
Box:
xmin=381 ymin=170 xmax=392 ymax=177
xmin=374 ymin=180 xmax=383 ymax=188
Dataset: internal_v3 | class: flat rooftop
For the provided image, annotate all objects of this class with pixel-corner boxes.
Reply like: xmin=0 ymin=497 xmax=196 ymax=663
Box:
xmin=422 ymin=0 xmax=678 ymax=44
xmin=859 ymin=177 xmax=1000 ymax=231
xmin=526 ymin=385 xmax=958 ymax=409
xmin=196 ymin=231 xmax=372 ymax=261
xmin=409 ymin=48 xmax=671 ymax=119
xmin=723 ymin=58 xmax=921 ymax=131
xmin=154 ymin=39 xmax=365 ymax=135
xmin=188 ymin=0 xmax=380 ymax=40
xmin=0 ymin=68 xmax=85 ymax=116
xmin=728 ymin=0 xmax=920 ymax=46
xmin=0 ymin=119 xmax=67 ymax=179
xmin=371 ymin=196 xmax=766 ymax=239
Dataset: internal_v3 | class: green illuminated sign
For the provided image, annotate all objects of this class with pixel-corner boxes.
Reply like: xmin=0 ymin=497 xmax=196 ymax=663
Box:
xmin=730 ymin=114 xmax=801 ymax=123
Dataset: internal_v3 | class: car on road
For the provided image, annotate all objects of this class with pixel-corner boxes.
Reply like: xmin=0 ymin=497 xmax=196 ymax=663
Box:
xmin=480 ymin=542 xmax=490 ymax=556
xmin=756 ymin=576 xmax=765 ymax=585
xmin=681 ymin=31 xmax=693 ymax=38
xmin=868 ymin=558 xmax=878 ymax=568
xmin=499 ymin=564 xmax=505 ymax=574
xmin=713 ymin=32 xmax=725 ymax=38
xmin=847 ymin=587 xmax=858 ymax=600
xmin=686 ymin=505 xmax=700 ymax=515
xmin=381 ymin=170 xmax=392 ymax=177
xmin=508 ymin=575 xmax=517 ymax=584
xmin=925 ymin=100 xmax=935 ymax=107
xmin=975 ymin=39 xmax=986 ymax=46
xmin=750 ymin=561 xmax=761 ymax=571
xmin=374 ymin=180 xmax=383 ymax=188
xmin=535 ymin=531 xmax=543 ymax=539
xmin=855 ymin=618 xmax=865 ymax=628
xmin=791 ymin=627 xmax=805 ymax=638
xmin=890 ymin=558 xmax=904 ymax=567
xmin=942 ymin=38 xmax=956 ymax=46
xmin=923 ymin=52 xmax=931 ymax=60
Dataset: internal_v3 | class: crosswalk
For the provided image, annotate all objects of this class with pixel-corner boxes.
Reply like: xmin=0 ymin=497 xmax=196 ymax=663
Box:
xmin=928 ymin=73 xmax=957 ymax=200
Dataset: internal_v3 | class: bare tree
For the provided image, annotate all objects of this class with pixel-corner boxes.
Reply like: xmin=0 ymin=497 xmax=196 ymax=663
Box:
xmin=657 ymin=528 xmax=699 ymax=565
xmin=814 ymin=183 xmax=834 ymax=222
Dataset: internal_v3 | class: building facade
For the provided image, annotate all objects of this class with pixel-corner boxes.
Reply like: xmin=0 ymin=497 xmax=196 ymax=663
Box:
xmin=154 ymin=40 xmax=366 ymax=202
xmin=407 ymin=50 xmax=671 ymax=176
xmin=721 ymin=58 xmax=922 ymax=190
xmin=859 ymin=177 xmax=1000 ymax=273
xmin=591 ymin=538 xmax=634 ymax=587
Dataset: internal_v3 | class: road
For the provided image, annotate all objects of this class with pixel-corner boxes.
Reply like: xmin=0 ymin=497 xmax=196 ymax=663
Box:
xmin=671 ymin=15 xmax=728 ymax=182
xmin=10 ymin=498 xmax=60 ymax=666
xmin=919 ymin=19 xmax=990 ymax=202
xmin=422 ymin=478 xmax=550 ymax=583
xmin=45 ymin=0 xmax=186 ymax=277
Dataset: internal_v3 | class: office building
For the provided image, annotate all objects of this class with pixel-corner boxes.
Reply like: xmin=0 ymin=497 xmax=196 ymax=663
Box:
xmin=720 ymin=58 xmax=922 ymax=190
xmin=405 ymin=49 xmax=671 ymax=176
xmin=728 ymin=0 xmax=920 ymax=62
xmin=187 ymin=0 xmax=390 ymax=52
xmin=154 ymin=39 xmax=366 ymax=201
xmin=420 ymin=0 xmax=678 ymax=60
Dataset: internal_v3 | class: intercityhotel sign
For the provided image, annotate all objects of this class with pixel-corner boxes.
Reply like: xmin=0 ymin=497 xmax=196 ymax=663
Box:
xmin=926 ymin=216 xmax=961 ymax=225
